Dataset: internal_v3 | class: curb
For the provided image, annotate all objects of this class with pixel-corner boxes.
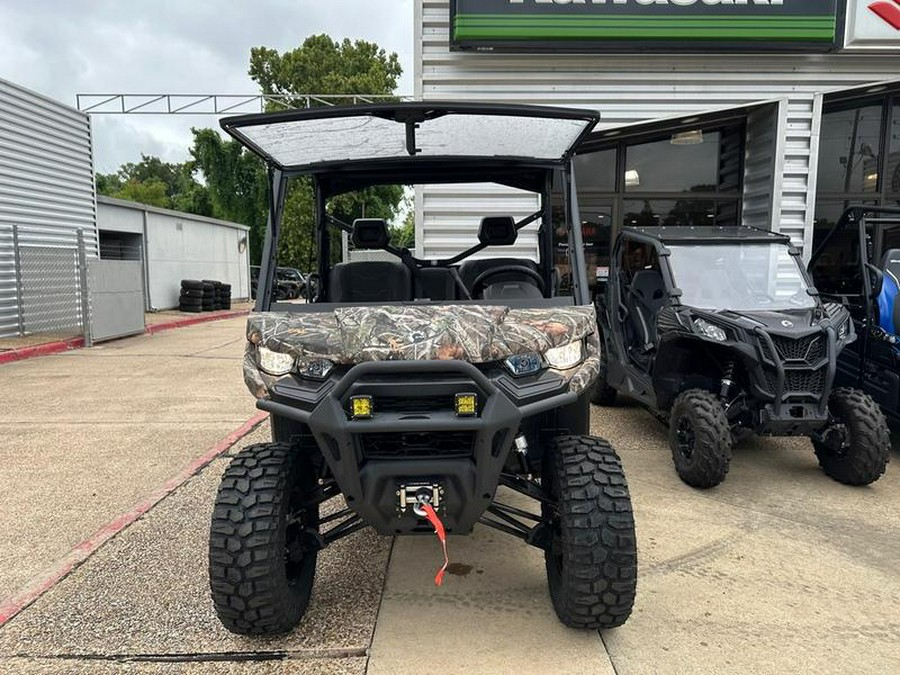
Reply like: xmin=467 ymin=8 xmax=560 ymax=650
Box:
xmin=0 ymin=410 xmax=269 ymax=629
xmin=144 ymin=308 xmax=249 ymax=336
xmin=0 ymin=309 xmax=250 ymax=366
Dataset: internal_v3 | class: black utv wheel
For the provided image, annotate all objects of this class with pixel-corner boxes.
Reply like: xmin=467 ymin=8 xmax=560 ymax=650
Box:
xmin=669 ymin=389 xmax=732 ymax=489
xmin=543 ymin=435 xmax=637 ymax=629
xmin=813 ymin=388 xmax=890 ymax=486
xmin=209 ymin=443 xmax=319 ymax=635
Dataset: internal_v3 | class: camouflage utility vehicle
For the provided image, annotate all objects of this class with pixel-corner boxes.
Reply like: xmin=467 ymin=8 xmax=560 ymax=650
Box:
xmin=595 ymin=226 xmax=890 ymax=489
xmin=209 ymin=103 xmax=637 ymax=635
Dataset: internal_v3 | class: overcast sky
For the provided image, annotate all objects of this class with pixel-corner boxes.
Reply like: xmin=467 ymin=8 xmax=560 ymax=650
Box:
xmin=0 ymin=0 xmax=414 ymax=173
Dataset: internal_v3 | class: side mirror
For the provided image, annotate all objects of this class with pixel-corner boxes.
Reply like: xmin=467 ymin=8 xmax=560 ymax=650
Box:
xmin=865 ymin=263 xmax=884 ymax=299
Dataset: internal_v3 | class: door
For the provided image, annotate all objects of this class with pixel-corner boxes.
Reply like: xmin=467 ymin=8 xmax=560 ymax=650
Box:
xmin=809 ymin=211 xmax=899 ymax=417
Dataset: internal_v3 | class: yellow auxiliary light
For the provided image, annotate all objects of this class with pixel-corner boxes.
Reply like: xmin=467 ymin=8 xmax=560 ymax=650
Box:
xmin=350 ymin=395 xmax=373 ymax=419
xmin=455 ymin=393 xmax=478 ymax=417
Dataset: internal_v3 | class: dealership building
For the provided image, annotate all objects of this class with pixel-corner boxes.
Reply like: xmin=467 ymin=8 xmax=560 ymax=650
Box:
xmin=414 ymin=0 xmax=900 ymax=271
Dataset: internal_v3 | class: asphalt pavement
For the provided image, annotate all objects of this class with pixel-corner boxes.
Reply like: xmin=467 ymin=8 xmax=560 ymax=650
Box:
xmin=0 ymin=318 xmax=898 ymax=674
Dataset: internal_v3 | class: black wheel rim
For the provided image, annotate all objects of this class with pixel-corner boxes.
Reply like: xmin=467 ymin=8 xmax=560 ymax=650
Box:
xmin=675 ymin=416 xmax=695 ymax=460
xmin=284 ymin=488 xmax=312 ymax=584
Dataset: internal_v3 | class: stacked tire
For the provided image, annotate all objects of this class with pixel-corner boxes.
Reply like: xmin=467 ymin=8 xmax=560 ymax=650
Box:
xmin=201 ymin=281 xmax=218 ymax=311
xmin=217 ymin=284 xmax=232 ymax=310
xmin=179 ymin=280 xmax=205 ymax=313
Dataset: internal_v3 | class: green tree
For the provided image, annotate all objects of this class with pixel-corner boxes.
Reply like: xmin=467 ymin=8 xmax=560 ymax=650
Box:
xmin=389 ymin=197 xmax=415 ymax=249
xmin=249 ymin=35 xmax=402 ymax=108
xmin=95 ymin=154 xmax=214 ymax=217
xmin=113 ymin=178 xmax=170 ymax=208
xmin=190 ymin=128 xmax=269 ymax=263
xmin=244 ymin=34 xmax=405 ymax=268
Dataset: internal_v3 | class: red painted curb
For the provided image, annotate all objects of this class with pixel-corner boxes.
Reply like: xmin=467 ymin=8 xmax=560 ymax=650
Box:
xmin=0 ymin=410 xmax=269 ymax=628
xmin=0 ymin=336 xmax=85 ymax=365
xmin=144 ymin=308 xmax=249 ymax=335
xmin=0 ymin=309 xmax=249 ymax=366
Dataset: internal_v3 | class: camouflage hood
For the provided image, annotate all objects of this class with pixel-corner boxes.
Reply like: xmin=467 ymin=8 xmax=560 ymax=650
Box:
xmin=244 ymin=304 xmax=600 ymax=398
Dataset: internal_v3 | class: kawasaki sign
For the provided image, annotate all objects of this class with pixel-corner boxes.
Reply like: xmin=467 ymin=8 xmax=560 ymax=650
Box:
xmin=450 ymin=0 xmax=839 ymax=52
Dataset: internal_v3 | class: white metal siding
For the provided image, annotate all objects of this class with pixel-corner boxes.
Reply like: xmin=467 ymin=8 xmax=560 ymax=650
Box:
xmin=417 ymin=0 xmax=900 ymax=257
xmin=0 ymin=78 xmax=97 ymax=337
xmin=742 ymin=102 xmax=783 ymax=232
xmin=143 ymin=211 xmax=250 ymax=310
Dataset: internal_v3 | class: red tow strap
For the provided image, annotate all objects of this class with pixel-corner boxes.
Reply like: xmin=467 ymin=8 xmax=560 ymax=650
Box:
xmin=421 ymin=503 xmax=449 ymax=586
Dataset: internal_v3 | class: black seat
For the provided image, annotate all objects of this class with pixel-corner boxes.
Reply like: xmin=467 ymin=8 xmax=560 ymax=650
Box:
xmin=329 ymin=262 xmax=412 ymax=302
xmin=878 ymin=248 xmax=900 ymax=334
xmin=625 ymin=269 xmax=667 ymax=353
xmin=458 ymin=257 xmax=542 ymax=299
xmin=414 ymin=267 xmax=457 ymax=301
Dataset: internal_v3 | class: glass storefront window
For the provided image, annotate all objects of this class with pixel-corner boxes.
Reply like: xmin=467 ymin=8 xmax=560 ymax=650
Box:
xmin=622 ymin=199 xmax=740 ymax=228
xmin=817 ymin=105 xmax=883 ymax=194
xmin=889 ymin=97 xmax=900 ymax=197
xmin=624 ymin=132 xmax=721 ymax=193
xmin=574 ymin=149 xmax=616 ymax=191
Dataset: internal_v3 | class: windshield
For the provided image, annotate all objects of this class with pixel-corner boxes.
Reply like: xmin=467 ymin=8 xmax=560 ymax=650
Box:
xmin=667 ymin=243 xmax=815 ymax=312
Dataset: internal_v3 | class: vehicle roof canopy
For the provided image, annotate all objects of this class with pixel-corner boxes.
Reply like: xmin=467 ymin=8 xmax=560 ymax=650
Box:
xmin=220 ymin=102 xmax=599 ymax=193
xmin=624 ymin=226 xmax=791 ymax=246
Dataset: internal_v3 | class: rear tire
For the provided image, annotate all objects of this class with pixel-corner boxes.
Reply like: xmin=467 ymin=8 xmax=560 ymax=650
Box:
xmin=669 ymin=389 xmax=732 ymax=489
xmin=813 ymin=388 xmax=890 ymax=486
xmin=543 ymin=435 xmax=637 ymax=629
xmin=209 ymin=443 xmax=319 ymax=635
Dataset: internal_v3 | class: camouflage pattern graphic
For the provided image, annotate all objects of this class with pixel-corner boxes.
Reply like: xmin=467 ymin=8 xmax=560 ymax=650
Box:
xmin=244 ymin=304 xmax=600 ymax=397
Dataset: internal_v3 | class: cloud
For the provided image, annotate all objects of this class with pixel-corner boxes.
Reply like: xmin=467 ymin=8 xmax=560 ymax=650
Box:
xmin=0 ymin=0 xmax=414 ymax=171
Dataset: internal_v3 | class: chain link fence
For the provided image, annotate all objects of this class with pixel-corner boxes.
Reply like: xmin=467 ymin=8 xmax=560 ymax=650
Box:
xmin=2 ymin=224 xmax=91 ymax=343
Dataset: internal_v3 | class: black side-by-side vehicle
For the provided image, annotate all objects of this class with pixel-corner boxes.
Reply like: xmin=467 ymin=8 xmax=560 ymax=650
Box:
xmin=809 ymin=205 xmax=900 ymax=427
xmin=594 ymin=225 xmax=890 ymax=489
xmin=207 ymin=103 xmax=637 ymax=636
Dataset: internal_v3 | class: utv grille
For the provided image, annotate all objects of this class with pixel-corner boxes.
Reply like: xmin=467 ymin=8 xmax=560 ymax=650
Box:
xmin=763 ymin=368 xmax=826 ymax=398
xmin=770 ymin=334 xmax=826 ymax=364
xmin=360 ymin=431 xmax=475 ymax=459
xmin=372 ymin=395 xmax=454 ymax=415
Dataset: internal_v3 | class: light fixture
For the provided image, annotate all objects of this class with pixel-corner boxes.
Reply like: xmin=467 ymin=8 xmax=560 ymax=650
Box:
xmin=671 ymin=130 xmax=704 ymax=146
xmin=455 ymin=393 xmax=478 ymax=417
xmin=238 ymin=235 xmax=248 ymax=254
xmin=350 ymin=395 xmax=373 ymax=419
xmin=625 ymin=169 xmax=640 ymax=187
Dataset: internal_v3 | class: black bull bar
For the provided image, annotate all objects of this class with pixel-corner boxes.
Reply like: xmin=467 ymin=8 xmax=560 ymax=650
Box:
xmin=256 ymin=360 xmax=576 ymax=534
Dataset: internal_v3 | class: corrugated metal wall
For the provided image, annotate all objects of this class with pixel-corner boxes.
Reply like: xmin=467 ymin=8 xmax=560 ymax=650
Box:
xmin=416 ymin=0 xmax=899 ymax=256
xmin=742 ymin=102 xmax=783 ymax=233
xmin=0 ymin=77 xmax=97 ymax=337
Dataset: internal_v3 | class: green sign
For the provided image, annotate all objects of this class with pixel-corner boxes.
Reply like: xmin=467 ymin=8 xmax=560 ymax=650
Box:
xmin=451 ymin=0 xmax=838 ymax=52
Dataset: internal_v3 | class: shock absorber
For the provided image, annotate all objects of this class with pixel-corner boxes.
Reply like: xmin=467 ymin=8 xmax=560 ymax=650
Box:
xmin=720 ymin=361 xmax=736 ymax=399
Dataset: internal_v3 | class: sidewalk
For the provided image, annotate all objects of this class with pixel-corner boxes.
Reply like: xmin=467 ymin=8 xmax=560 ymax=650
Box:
xmin=0 ymin=317 xmax=257 ymax=603
xmin=0 ymin=302 xmax=253 ymax=365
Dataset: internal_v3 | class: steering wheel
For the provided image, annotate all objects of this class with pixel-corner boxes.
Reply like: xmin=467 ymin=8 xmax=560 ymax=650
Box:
xmin=470 ymin=265 xmax=546 ymax=298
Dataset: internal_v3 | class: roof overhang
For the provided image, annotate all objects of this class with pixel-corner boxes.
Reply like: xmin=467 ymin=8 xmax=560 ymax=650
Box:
xmin=579 ymin=100 xmax=780 ymax=152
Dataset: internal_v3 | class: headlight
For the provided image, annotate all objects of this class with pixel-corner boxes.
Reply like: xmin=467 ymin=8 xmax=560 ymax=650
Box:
xmin=693 ymin=318 xmax=727 ymax=342
xmin=504 ymin=352 xmax=543 ymax=377
xmin=545 ymin=341 xmax=584 ymax=370
xmin=298 ymin=358 xmax=334 ymax=381
xmin=257 ymin=346 xmax=295 ymax=376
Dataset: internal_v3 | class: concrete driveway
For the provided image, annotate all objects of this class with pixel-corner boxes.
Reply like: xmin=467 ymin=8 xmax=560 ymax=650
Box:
xmin=0 ymin=321 xmax=898 ymax=674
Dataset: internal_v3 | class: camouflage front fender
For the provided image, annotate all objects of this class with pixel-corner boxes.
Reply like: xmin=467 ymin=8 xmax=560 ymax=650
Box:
xmin=244 ymin=304 xmax=601 ymax=399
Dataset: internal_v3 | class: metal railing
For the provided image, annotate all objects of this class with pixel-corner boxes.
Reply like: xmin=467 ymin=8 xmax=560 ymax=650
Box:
xmin=76 ymin=93 xmax=414 ymax=115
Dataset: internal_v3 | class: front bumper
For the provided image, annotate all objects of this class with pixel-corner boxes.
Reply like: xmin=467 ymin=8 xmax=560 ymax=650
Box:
xmin=257 ymin=360 xmax=577 ymax=535
xmin=752 ymin=327 xmax=837 ymax=434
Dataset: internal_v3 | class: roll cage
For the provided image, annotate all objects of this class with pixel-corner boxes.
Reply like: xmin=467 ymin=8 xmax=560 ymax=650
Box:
xmin=219 ymin=102 xmax=601 ymax=309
